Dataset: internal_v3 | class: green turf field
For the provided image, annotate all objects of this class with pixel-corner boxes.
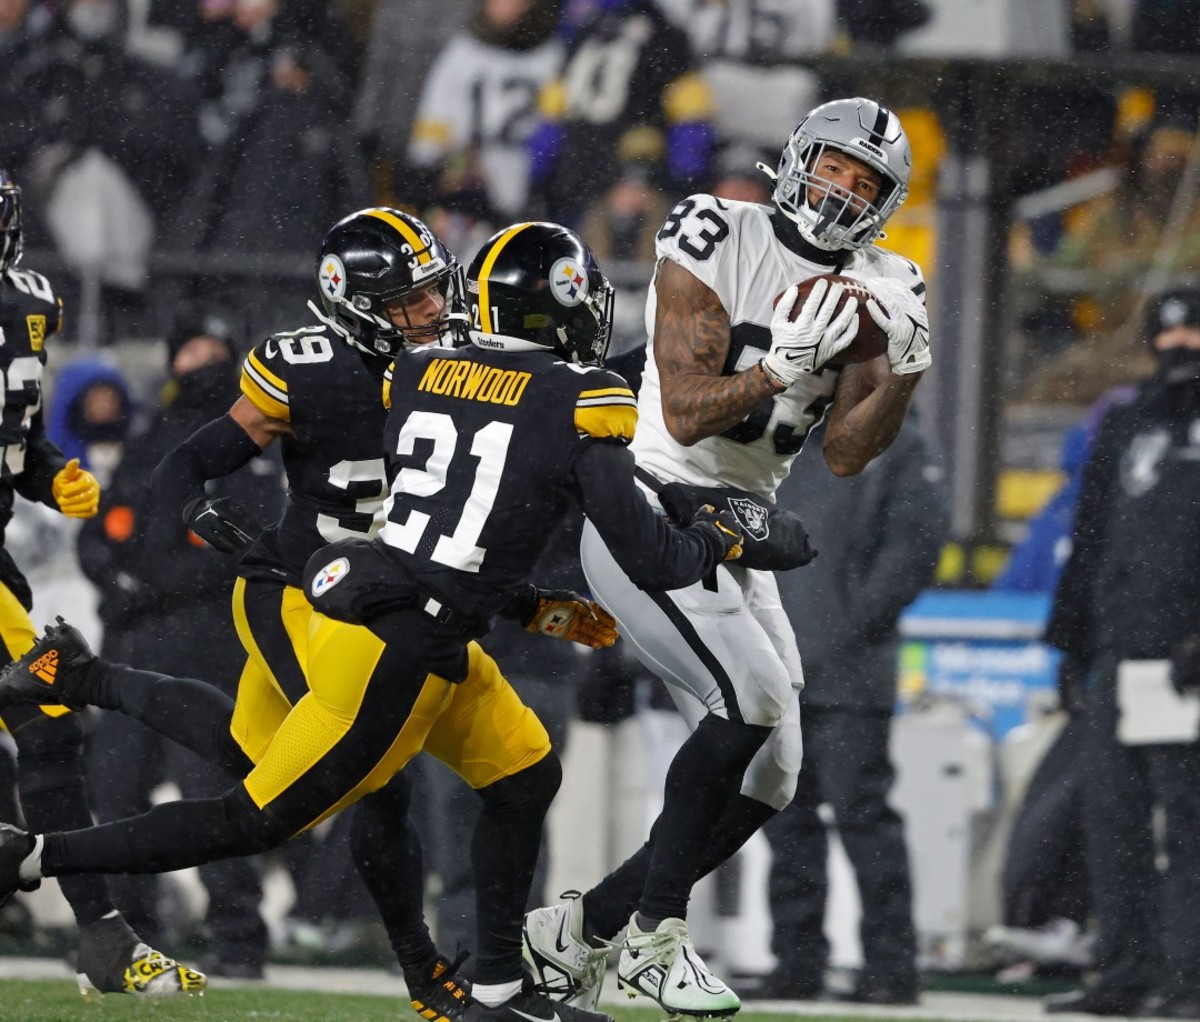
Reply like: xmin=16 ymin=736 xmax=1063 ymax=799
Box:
xmin=0 ymin=979 xmax=888 ymax=1022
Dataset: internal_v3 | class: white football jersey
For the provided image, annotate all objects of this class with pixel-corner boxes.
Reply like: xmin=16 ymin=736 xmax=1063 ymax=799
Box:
xmin=631 ymin=193 xmax=926 ymax=498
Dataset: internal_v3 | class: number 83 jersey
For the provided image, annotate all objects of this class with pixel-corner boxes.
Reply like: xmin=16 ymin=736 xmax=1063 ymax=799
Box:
xmin=633 ymin=192 xmax=925 ymax=499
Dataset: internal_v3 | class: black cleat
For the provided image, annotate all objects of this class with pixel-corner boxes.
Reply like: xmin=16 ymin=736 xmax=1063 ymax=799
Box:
xmin=0 ymin=823 xmax=38 ymax=910
xmin=0 ymin=616 xmax=95 ymax=710
xmin=405 ymin=952 xmax=473 ymax=1022
xmin=464 ymin=978 xmax=615 ymax=1022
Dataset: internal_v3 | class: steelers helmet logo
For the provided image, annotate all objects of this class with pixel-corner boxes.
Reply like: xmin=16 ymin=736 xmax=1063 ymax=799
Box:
xmin=318 ymin=254 xmax=347 ymax=301
xmin=550 ymin=257 xmax=589 ymax=307
xmin=311 ymin=557 xmax=350 ymax=598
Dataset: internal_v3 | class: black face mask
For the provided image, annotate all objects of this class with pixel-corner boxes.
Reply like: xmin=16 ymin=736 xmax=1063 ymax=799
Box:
xmin=1153 ymin=347 xmax=1200 ymax=384
xmin=174 ymin=361 xmax=236 ymax=410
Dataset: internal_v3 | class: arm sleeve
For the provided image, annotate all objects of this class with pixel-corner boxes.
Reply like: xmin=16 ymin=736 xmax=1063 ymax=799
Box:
xmin=575 ymin=441 xmax=724 ymax=590
xmin=14 ymin=410 xmax=67 ymax=509
xmin=149 ymin=413 xmax=263 ymax=522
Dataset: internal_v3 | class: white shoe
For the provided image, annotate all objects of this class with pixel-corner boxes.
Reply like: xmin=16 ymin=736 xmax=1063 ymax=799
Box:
xmin=617 ymin=914 xmax=740 ymax=1017
xmin=984 ymin=918 xmax=1095 ymax=968
xmin=522 ymin=892 xmax=611 ymax=1009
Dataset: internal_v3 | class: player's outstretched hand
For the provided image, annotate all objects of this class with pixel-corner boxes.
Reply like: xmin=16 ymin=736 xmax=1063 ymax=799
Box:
xmin=182 ymin=496 xmax=263 ymax=555
xmin=865 ymin=276 xmax=931 ymax=375
xmin=523 ymin=590 xmax=619 ymax=648
xmin=52 ymin=458 xmax=100 ymax=519
xmin=690 ymin=504 xmax=744 ymax=561
xmin=762 ymin=279 xmax=859 ymax=386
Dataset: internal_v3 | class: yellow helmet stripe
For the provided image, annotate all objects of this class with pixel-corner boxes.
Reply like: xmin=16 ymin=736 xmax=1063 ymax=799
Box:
xmin=477 ymin=222 xmax=534 ymax=334
xmin=364 ymin=209 xmax=431 ymax=266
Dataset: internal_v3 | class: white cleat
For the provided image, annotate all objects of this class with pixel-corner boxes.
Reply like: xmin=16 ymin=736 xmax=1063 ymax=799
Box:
xmin=522 ymin=891 xmax=612 ymax=1010
xmin=617 ymin=914 xmax=740 ymax=1018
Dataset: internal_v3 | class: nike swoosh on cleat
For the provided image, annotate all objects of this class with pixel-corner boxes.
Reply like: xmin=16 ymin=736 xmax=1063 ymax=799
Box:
xmin=510 ymin=1008 xmax=559 ymax=1022
xmin=554 ymin=913 xmax=571 ymax=953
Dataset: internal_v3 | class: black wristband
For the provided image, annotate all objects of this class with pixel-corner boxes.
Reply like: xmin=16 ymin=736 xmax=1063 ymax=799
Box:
xmin=498 ymin=583 xmax=539 ymax=626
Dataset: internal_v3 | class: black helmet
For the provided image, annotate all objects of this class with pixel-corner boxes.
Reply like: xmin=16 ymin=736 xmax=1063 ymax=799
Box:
xmin=0 ymin=169 xmax=22 ymax=273
xmin=465 ymin=222 xmax=614 ymax=365
xmin=311 ymin=207 xmax=464 ymax=359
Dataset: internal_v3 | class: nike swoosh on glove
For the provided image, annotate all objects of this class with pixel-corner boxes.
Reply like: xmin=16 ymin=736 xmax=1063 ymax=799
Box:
xmin=182 ymin=497 xmax=263 ymax=555
xmin=523 ymin=590 xmax=619 ymax=649
xmin=52 ymin=458 xmax=100 ymax=519
xmin=864 ymin=276 xmax=931 ymax=375
xmin=761 ymin=279 xmax=861 ymax=387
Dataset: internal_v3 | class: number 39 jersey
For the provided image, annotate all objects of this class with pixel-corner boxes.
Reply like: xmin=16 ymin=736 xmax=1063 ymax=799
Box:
xmin=632 ymin=193 xmax=926 ymax=499
xmin=377 ymin=346 xmax=640 ymax=617
xmin=238 ymin=324 xmax=390 ymax=583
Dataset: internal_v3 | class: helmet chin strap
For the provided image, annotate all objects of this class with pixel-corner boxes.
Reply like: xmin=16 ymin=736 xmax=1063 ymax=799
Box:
xmin=307 ymin=299 xmax=395 ymax=359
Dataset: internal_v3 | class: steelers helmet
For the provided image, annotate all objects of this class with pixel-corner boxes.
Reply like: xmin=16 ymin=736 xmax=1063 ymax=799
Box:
xmin=763 ymin=97 xmax=911 ymax=251
xmin=0 ymin=169 xmax=22 ymax=273
xmin=311 ymin=208 xmax=464 ymax=358
xmin=465 ymin=222 xmax=614 ymax=365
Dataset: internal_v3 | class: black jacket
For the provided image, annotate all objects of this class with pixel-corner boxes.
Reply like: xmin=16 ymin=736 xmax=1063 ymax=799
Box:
xmin=775 ymin=420 xmax=947 ymax=710
xmin=1046 ymin=362 xmax=1200 ymax=663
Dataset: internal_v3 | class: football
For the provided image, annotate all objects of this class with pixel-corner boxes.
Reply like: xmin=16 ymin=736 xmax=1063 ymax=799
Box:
xmin=774 ymin=273 xmax=888 ymax=364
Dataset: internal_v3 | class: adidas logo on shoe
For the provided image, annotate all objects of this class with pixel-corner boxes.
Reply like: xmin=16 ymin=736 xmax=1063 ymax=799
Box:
xmin=29 ymin=650 xmax=58 ymax=684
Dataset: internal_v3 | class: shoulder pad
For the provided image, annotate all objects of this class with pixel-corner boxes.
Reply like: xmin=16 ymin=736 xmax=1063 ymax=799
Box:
xmin=855 ymin=248 xmax=927 ymax=303
xmin=573 ymin=367 xmax=637 ymax=442
xmin=653 ymin=193 xmax=735 ymax=279
xmin=240 ymin=334 xmax=292 ymax=422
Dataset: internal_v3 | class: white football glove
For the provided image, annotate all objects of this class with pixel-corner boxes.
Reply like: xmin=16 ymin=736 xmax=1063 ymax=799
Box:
xmin=761 ymin=279 xmax=861 ymax=387
xmin=864 ymin=276 xmax=931 ymax=375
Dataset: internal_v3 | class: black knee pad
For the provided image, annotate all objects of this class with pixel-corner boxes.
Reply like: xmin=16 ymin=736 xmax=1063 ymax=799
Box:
xmin=477 ymin=751 xmax=562 ymax=819
xmin=221 ymin=785 xmax=292 ymax=855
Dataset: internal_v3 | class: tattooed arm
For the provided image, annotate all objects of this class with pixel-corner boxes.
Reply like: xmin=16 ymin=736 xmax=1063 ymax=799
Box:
xmin=822 ymin=355 xmax=922 ymax=477
xmin=656 ymin=258 xmax=783 ymax=446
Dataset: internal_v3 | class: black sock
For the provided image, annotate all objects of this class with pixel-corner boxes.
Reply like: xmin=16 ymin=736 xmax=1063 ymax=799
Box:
xmin=472 ymin=754 xmax=561 ymax=985
xmin=349 ymin=775 xmax=438 ymax=971
xmin=637 ymin=715 xmax=771 ymax=923
xmin=14 ymin=713 xmax=115 ymax=926
xmin=42 ymin=787 xmax=283 ymax=876
xmin=85 ymin=662 xmax=250 ymax=775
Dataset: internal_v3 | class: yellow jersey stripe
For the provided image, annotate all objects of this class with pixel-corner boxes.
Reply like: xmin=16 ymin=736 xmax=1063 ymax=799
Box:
xmin=478 ymin=222 xmax=534 ymax=333
xmin=382 ymin=368 xmax=393 ymax=410
xmin=240 ymin=367 xmax=290 ymax=422
xmin=575 ymin=402 xmax=637 ymax=441
xmin=578 ymin=386 xmax=636 ymax=402
xmin=365 ymin=209 xmax=431 ymax=266
xmin=246 ymin=350 xmax=287 ymax=393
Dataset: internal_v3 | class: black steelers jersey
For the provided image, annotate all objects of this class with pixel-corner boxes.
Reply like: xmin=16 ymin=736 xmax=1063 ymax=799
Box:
xmin=238 ymin=324 xmax=390 ymax=583
xmin=376 ymin=345 xmax=721 ymax=619
xmin=0 ymin=266 xmax=64 ymax=536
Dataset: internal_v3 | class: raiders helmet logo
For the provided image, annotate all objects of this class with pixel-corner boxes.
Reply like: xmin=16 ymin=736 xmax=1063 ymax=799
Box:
xmin=728 ymin=497 xmax=770 ymax=541
xmin=311 ymin=556 xmax=350 ymax=598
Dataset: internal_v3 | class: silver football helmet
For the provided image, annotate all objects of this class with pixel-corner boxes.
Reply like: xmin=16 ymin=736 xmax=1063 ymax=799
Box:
xmin=763 ymin=97 xmax=911 ymax=251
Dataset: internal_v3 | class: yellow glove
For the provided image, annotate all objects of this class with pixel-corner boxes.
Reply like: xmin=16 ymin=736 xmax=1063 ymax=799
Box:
xmin=524 ymin=591 xmax=619 ymax=649
xmin=52 ymin=458 xmax=101 ymax=519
